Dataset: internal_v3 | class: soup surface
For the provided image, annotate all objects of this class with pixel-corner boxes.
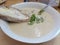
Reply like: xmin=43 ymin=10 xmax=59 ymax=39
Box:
xmin=9 ymin=8 xmax=54 ymax=38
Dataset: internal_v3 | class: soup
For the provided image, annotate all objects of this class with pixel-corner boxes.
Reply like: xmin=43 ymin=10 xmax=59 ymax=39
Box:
xmin=9 ymin=8 xmax=54 ymax=38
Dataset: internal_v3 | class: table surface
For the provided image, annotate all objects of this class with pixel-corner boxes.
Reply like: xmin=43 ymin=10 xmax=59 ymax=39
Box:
xmin=0 ymin=0 xmax=60 ymax=45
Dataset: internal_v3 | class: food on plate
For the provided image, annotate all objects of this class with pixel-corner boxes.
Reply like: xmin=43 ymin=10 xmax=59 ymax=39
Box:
xmin=9 ymin=8 xmax=54 ymax=38
xmin=0 ymin=6 xmax=28 ymax=22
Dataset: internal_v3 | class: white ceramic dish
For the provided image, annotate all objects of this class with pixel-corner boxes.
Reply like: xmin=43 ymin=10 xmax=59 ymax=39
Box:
xmin=0 ymin=2 xmax=60 ymax=43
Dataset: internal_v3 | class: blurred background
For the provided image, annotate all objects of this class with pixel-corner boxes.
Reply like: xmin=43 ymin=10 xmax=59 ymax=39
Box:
xmin=0 ymin=0 xmax=60 ymax=8
xmin=24 ymin=0 xmax=60 ymax=7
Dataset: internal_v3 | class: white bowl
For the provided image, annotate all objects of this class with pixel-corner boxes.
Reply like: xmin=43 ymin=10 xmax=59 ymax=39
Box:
xmin=0 ymin=2 xmax=60 ymax=43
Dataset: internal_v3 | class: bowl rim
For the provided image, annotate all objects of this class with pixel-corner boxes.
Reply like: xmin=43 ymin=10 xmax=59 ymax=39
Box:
xmin=0 ymin=2 xmax=60 ymax=43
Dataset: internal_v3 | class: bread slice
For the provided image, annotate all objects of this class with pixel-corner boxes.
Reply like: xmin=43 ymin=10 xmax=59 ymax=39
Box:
xmin=0 ymin=6 xmax=29 ymax=22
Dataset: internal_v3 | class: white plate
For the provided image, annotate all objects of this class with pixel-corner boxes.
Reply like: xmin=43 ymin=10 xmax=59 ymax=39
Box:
xmin=0 ymin=2 xmax=60 ymax=43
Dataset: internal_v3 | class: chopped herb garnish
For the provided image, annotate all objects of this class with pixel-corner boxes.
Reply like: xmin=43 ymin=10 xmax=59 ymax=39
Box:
xmin=28 ymin=14 xmax=44 ymax=25
xmin=36 ymin=17 xmax=44 ymax=23
xmin=36 ymin=17 xmax=40 ymax=23
xmin=40 ymin=17 xmax=44 ymax=22
xmin=28 ymin=14 xmax=36 ymax=25
xmin=38 ymin=9 xmax=44 ymax=15
xmin=30 ymin=14 xmax=36 ymax=22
